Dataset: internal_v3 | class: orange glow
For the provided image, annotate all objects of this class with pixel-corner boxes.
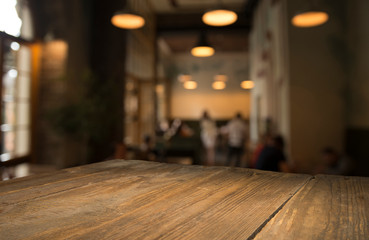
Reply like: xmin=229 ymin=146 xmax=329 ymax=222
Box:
xmin=241 ymin=80 xmax=254 ymax=89
xmin=178 ymin=74 xmax=192 ymax=82
xmin=212 ymin=81 xmax=226 ymax=90
xmin=156 ymin=84 xmax=164 ymax=94
xmin=202 ymin=9 xmax=238 ymax=27
xmin=214 ymin=74 xmax=228 ymax=82
xmin=111 ymin=12 xmax=145 ymax=29
xmin=292 ymin=11 xmax=329 ymax=27
xmin=191 ymin=46 xmax=214 ymax=57
xmin=184 ymin=81 xmax=197 ymax=90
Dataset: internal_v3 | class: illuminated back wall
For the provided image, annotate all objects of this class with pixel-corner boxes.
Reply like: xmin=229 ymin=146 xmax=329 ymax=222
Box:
xmin=167 ymin=52 xmax=251 ymax=120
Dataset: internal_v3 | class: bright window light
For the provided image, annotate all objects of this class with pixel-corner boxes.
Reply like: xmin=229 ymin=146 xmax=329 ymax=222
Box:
xmin=0 ymin=0 xmax=22 ymax=37
xmin=8 ymin=69 xmax=18 ymax=78
xmin=10 ymin=42 xmax=20 ymax=51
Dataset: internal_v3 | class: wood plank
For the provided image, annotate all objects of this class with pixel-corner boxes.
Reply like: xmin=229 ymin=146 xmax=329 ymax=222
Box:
xmin=0 ymin=160 xmax=311 ymax=240
xmin=254 ymin=175 xmax=369 ymax=240
xmin=0 ymin=160 xmax=187 ymax=205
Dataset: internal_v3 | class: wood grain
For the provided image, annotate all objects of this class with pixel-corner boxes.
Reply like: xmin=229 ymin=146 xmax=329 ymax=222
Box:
xmin=254 ymin=174 xmax=369 ymax=240
xmin=0 ymin=160 xmax=310 ymax=240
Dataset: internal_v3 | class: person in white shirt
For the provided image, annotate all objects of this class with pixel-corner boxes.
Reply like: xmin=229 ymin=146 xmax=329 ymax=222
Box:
xmin=225 ymin=112 xmax=248 ymax=167
xmin=200 ymin=111 xmax=218 ymax=166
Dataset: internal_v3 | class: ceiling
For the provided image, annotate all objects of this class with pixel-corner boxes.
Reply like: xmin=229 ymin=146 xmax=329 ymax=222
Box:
xmin=150 ymin=0 xmax=249 ymax=14
xmin=149 ymin=0 xmax=259 ymax=54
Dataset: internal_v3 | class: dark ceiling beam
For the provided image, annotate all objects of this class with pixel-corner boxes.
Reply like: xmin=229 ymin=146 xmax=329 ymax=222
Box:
xmin=156 ymin=12 xmax=251 ymax=34
xmin=156 ymin=0 xmax=260 ymax=34
xmin=243 ymin=0 xmax=260 ymax=31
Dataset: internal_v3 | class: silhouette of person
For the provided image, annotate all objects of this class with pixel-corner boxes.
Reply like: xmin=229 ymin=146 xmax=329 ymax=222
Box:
xmin=200 ymin=111 xmax=218 ymax=166
xmin=256 ymin=135 xmax=289 ymax=172
xmin=315 ymin=147 xmax=354 ymax=175
xmin=225 ymin=112 xmax=247 ymax=167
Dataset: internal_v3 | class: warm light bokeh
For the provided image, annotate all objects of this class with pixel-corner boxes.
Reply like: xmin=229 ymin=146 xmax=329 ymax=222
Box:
xmin=212 ymin=81 xmax=226 ymax=90
xmin=214 ymin=74 xmax=228 ymax=82
xmin=111 ymin=13 xmax=145 ymax=29
xmin=178 ymin=74 xmax=192 ymax=82
xmin=202 ymin=9 xmax=238 ymax=27
xmin=191 ymin=46 xmax=215 ymax=57
xmin=183 ymin=80 xmax=197 ymax=90
xmin=292 ymin=11 xmax=329 ymax=27
xmin=241 ymin=80 xmax=254 ymax=89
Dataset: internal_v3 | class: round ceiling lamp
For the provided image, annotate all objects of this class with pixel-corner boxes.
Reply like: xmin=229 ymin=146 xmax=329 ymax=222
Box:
xmin=111 ymin=11 xmax=145 ymax=29
xmin=191 ymin=33 xmax=214 ymax=57
xmin=202 ymin=9 xmax=238 ymax=27
xmin=184 ymin=80 xmax=197 ymax=90
xmin=212 ymin=81 xmax=226 ymax=90
xmin=191 ymin=46 xmax=214 ymax=57
xmin=291 ymin=11 xmax=328 ymax=27
xmin=241 ymin=80 xmax=254 ymax=89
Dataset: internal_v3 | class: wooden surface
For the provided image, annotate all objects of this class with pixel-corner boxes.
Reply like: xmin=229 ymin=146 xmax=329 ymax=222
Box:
xmin=255 ymin=175 xmax=369 ymax=240
xmin=0 ymin=160 xmax=367 ymax=240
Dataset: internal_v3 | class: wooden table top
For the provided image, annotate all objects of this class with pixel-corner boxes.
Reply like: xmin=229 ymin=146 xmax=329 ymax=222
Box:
xmin=0 ymin=160 xmax=368 ymax=240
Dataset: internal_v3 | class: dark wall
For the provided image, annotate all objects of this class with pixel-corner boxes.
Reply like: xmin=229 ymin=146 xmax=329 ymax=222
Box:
xmin=346 ymin=129 xmax=369 ymax=176
xmin=88 ymin=0 xmax=127 ymax=163
xmin=29 ymin=0 xmax=127 ymax=167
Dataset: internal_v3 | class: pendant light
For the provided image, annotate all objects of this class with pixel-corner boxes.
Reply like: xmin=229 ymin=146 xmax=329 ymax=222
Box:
xmin=214 ymin=74 xmax=228 ymax=82
xmin=212 ymin=81 xmax=226 ymax=90
xmin=111 ymin=1 xmax=145 ymax=29
xmin=202 ymin=0 xmax=237 ymax=27
xmin=178 ymin=74 xmax=192 ymax=82
xmin=241 ymin=80 xmax=254 ymax=89
xmin=191 ymin=32 xmax=214 ymax=57
xmin=184 ymin=80 xmax=197 ymax=90
xmin=291 ymin=1 xmax=328 ymax=27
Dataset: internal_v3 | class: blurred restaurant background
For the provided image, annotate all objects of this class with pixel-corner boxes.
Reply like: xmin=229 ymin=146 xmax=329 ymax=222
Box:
xmin=1 ymin=0 xmax=369 ymax=179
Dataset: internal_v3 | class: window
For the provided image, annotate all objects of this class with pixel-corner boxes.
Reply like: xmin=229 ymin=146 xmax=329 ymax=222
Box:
xmin=0 ymin=0 xmax=33 ymax=163
xmin=0 ymin=0 xmax=33 ymax=40
xmin=1 ymin=39 xmax=32 ymax=162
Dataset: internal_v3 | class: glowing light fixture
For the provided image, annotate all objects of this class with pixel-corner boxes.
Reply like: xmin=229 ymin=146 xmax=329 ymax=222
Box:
xmin=191 ymin=33 xmax=214 ymax=57
xmin=10 ymin=42 xmax=20 ymax=51
xmin=241 ymin=80 xmax=254 ymax=89
xmin=111 ymin=10 xmax=145 ymax=29
xmin=214 ymin=74 xmax=228 ymax=82
xmin=202 ymin=9 xmax=238 ymax=27
xmin=8 ymin=69 xmax=18 ymax=78
xmin=292 ymin=10 xmax=328 ymax=27
xmin=184 ymin=80 xmax=197 ymax=90
xmin=156 ymin=84 xmax=164 ymax=94
xmin=191 ymin=46 xmax=214 ymax=57
xmin=178 ymin=74 xmax=192 ymax=82
xmin=212 ymin=81 xmax=226 ymax=90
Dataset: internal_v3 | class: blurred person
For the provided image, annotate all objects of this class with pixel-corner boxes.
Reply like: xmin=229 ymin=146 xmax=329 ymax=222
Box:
xmin=225 ymin=112 xmax=248 ymax=167
xmin=250 ymin=134 xmax=272 ymax=168
xmin=256 ymin=135 xmax=289 ymax=172
xmin=315 ymin=147 xmax=354 ymax=175
xmin=179 ymin=123 xmax=194 ymax=137
xmin=200 ymin=111 xmax=218 ymax=166
xmin=140 ymin=135 xmax=156 ymax=161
